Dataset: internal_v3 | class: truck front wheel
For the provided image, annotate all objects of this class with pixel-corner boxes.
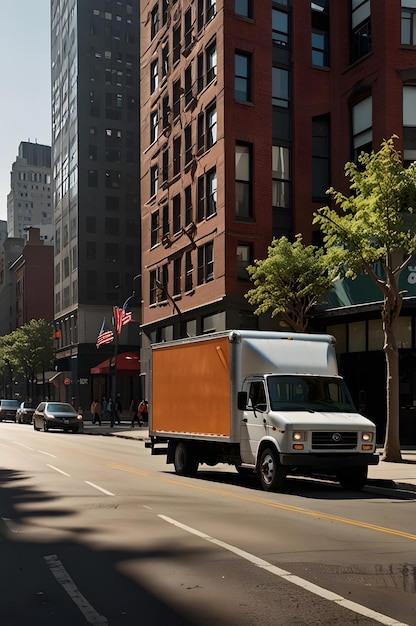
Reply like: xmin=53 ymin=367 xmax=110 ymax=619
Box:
xmin=258 ymin=447 xmax=286 ymax=492
xmin=174 ymin=442 xmax=198 ymax=476
xmin=337 ymin=466 xmax=368 ymax=491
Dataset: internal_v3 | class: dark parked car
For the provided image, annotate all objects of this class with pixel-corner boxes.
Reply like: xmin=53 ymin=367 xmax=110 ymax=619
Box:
xmin=0 ymin=399 xmax=20 ymax=422
xmin=33 ymin=402 xmax=83 ymax=433
xmin=16 ymin=401 xmax=36 ymax=424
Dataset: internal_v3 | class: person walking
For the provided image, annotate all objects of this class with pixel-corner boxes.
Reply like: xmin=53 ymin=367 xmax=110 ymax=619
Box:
xmin=106 ymin=397 xmax=113 ymax=424
xmin=90 ymin=399 xmax=102 ymax=425
xmin=129 ymin=398 xmax=139 ymax=428
xmin=138 ymin=399 xmax=148 ymax=426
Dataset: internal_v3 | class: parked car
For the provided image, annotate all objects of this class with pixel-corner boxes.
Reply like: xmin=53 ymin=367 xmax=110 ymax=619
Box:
xmin=16 ymin=401 xmax=36 ymax=424
xmin=0 ymin=399 xmax=20 ymax=422
xmin=33 ymin=402 xmax=83 ymax=433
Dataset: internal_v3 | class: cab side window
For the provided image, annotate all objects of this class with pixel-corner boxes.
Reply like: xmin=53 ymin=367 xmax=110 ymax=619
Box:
xmin=248 ymin=381 xmax=266 ymax=409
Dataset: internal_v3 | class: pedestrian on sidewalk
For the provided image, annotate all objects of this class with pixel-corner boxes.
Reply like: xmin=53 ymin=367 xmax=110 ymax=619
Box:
xmin=115 ymin=393 xmax=122 ymax=424
xmin=130 ymin=398 xmax=139 ymax=428
xmin=107 ymin=397 xmax=114 ymax=424
xmin=90 ymin=399 xmax=102 ymax=425
xmin=138 ymin=399 xmax=148 ymax=426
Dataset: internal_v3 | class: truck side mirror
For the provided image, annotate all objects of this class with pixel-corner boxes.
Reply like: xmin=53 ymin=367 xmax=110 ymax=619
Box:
xmin=237 ymin=391 xmax=247 ymax=411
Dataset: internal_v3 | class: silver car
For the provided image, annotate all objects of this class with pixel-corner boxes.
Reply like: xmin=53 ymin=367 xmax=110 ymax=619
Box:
xmin=33 ymin=402 xmax=83 ymax=433
xmin=16 ymin=401 xmax=36 ymax=424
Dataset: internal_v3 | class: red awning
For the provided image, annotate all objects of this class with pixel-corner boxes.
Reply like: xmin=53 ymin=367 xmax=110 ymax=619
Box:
xmin=90 ymin=352 xmax=140 ymax=375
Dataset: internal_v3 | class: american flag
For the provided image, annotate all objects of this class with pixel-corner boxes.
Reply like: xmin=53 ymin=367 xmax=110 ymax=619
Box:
xmin=113 ymin=297 xmax=134 ymax=335
xmin=96 ymin=318 xmax=114 ymax=348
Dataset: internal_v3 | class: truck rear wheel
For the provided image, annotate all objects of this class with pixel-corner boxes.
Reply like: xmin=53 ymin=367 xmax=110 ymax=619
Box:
xmin=174 ymin=442 xmax=198 ymax=476
xmin=259 ymin=447 xmax=286 ymax=492
xmin=337 ymin=466 xmax=367 ymax=491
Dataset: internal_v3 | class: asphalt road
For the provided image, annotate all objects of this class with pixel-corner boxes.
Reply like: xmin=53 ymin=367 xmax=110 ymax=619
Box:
xmin=0 ymin=422 xmax=414 ymax=626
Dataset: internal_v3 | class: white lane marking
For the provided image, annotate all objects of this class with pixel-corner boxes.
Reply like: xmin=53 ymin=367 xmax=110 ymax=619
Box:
xmin=84 ymin=481 xmax=115 ymax=496
xmin=38 ymin=450 xmax=57 ymax=458
xmin=159 ymin=515 xmax=410 ymax=626
xmin=13 ymin=442 xmax=34 ymax=450
xmin=47 ymin=464 xmax=71 ymax=477
xmin=44 ymin=554 xmax=107 ymax=624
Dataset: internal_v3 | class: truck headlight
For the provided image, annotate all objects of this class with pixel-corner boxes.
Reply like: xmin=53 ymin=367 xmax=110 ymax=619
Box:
xmin=292 ymin=431 xmax=306 ymax=442
xmin=361 ymin=432 xmax=373 ymax=442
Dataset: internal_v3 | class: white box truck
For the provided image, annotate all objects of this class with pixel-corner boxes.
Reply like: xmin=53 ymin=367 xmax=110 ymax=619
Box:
xmin=146 ymin=330 xmax=379 ymax=491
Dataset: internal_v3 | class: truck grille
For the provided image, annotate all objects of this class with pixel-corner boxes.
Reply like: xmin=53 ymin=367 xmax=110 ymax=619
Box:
xmin=311 ymin=431 xmax=357 ymax=450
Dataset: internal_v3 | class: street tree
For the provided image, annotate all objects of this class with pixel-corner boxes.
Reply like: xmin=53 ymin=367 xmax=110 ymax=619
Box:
xmin=313 ymin=136 xmax=416 ymax=462
xmin=245 ymin=234 xmax=336 ymax=332
xmin=2 ymin=320 xmax=54 ymax=399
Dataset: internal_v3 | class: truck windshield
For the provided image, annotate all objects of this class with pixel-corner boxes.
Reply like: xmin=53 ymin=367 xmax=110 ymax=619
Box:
xmin=267 ymin=375 xmax=357 ymax=413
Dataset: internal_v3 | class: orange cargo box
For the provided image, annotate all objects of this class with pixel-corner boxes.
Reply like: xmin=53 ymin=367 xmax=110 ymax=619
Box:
xmin=152 ymin=336 xmax=231 ymax=436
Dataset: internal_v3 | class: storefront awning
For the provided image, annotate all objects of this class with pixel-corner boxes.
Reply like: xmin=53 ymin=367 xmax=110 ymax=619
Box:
xmin=90 ymin=352 xmax=140 ymax=375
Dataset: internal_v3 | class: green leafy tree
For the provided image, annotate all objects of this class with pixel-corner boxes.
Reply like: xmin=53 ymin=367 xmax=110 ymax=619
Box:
xmin=245 ymin=235 xmax=336 ymax=332
xmin=313 ymin=137 xmax=416 ymax=462
xmin=0 ymin=320 xmax=54 ymax=399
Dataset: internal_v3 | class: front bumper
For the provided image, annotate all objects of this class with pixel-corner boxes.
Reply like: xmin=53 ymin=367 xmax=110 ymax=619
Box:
xmin=279 ymin=453 xmax=379 ymax=468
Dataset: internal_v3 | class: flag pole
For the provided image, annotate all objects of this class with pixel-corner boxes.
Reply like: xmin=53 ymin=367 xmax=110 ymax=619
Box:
xmin=110 ymin=307 xmax=118 ymax=427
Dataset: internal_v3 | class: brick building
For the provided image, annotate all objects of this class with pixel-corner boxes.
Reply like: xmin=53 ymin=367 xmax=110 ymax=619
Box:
xmin=139 ymin=1 xmax=416 ymax=442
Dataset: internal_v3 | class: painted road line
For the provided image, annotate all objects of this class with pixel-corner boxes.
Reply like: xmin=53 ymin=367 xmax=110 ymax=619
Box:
xmin=47 ymin=464 xmax=71 ymax=477
xmin=159 ymin=514 xmax=409 ymax=626
xmin=84 ymin=481 xmax=115 ymax=496
xmin=13 ymin=442 xmax=34 ymax=450
xmin=38 ymin=450 xmax=57 ymax=458
xmin=44 ymin=554 xmax=107 ymax=625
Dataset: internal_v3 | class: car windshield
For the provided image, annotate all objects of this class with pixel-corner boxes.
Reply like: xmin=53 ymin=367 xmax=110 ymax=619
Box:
xmin=2 ymin=400 xmax=19 ymax=408
xmin=47 ymin=403 xmax=76 ymax=413
xmin=267 ymin=375 xmax=357 ymax=413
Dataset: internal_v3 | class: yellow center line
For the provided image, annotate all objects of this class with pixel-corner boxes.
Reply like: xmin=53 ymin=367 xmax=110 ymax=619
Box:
xmin=109 ymin=463 xmax=416 ymax=542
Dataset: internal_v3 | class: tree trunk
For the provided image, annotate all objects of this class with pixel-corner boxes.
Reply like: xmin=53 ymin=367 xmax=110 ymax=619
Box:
xmin=382 ymin=289 xmax=402 ymax=462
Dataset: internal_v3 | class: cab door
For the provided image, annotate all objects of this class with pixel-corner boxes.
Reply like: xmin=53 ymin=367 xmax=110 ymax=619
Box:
xmin=240 ymin=380 xmax=268 ymax=464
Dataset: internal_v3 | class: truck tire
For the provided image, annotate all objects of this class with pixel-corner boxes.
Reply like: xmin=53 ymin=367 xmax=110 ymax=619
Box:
xmin=258 ymin=447 xmax=286 ymax=492
xmin=174 ymin=442 xmax=198 ymax=476
xmin=337 ymin=466 xmax=367 ymax=491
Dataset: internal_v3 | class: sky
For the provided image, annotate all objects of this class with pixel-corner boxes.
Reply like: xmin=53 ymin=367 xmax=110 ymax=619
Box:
xmin=0 ymin=1 xmax=51 ymax=222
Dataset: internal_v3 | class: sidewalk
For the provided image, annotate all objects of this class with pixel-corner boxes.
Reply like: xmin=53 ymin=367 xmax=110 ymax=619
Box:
xmin=81 ymin=420 xmax=416 ymax=494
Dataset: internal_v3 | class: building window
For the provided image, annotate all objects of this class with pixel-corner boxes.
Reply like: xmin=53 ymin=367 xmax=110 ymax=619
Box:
xmin=185 ymin=250 xmax=193 ymax=291
xmin=184 ymin=8 xmax=193 ymax=50
xmin=105 ymin=243 xmax=119 ymax=263
xmin=403 ymin=85 xmax=416 ymax=164
xmin=197 ymin=241 xmax=214 ymax=284
xmin=185 ymin=125 xmax=193 ymax=165
xmin=206 ymin=168 xmax=217 ymax=217
xmin=184 ymin=64 xmax=193 ymax=105
xmin=197 ymin=175 xmax=205 ymax=221
xmin=206 ymin=42 xmax=217 ymax=85
xmin=312 ymin=0 xmax=329 ymax=67
xmin=207 ymin=0 xmax=216 ymax=23
xmin=105 ymin=170 xmax=121 ymax=189
xmin=88 ymin=169 xmax=98 ymax=187
xmin=198 ymin=0 xmax=216 ymax=29
xmin=151 ymin=4 xmax=159 ymax=40
xmin=162 ymin=148 xmax=169 ymax=183
xmin=235 ymin=143 xmax=252 ymax=218
xmin=206 ymin=102 xmax=217 ymax=148
xmin=272 ymin=146 xmax=290 ymax=209
xmin=312 ymin=115 xmax=330 ymax=200
xmin=272 ymin=67 xmax=289 ymax=108
xmin=162 ymin=95 xmax=170 ymax=129
xmin=173 ymin=257 xmax=181 ymax=295
xmin=150 ymin=270 xmax=157 ymax=304
xmin=352 ymin=96 xmax=372 ymax=162
xmin=150 ymin=164 xmax=159 ymax=197
xmin=197 ymin=52 xmax=204 ymax=93
xmin=351 ymin=0 xmax=371 ymax=63
xmin=150 ymin=59 xmax=159 ymax=93
xmin=237 ymin=244 xmax=252 ymax=281
xmin=173 ymin=25 xmax=181 ymax=64
xmin=272 ymin=8 xmax=289 ymax=48
xmin=151 ymin=210 xmax=159 ymax=247
xmin=150 ymin=109 xmax=159 ymax=144
xmin=173 ymin=194 xmax=181 ymax=233
xmin=402 ymin=2 xmax=416 ymax=45
xmin=173 ymin=79 xmax=181 ymax=118
xmin=173 ymin=136 xmax=181 ymax=175
xmin=162 ymin=204 xmax=169 ymax=237
xmin=185 ymin=185 xmax=193 ymax=225
xmin=235 ymin=0 xmax=252 ymax=18
xmin=235 ymin=52 xmax=251 ymax=102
